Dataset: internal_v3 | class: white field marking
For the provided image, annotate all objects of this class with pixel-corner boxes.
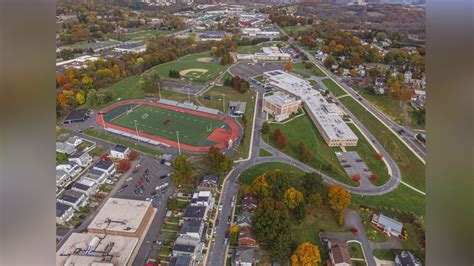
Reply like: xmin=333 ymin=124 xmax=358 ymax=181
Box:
xmin=400 ymin=181 xmax=426 ymax=195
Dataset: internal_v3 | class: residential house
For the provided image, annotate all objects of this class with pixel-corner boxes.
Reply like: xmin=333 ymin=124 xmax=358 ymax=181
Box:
xmin=241 ymin=195 xmax=258 ymax=212
xmin=329 ymin=242 xmax=351 ymax=266
xmin=183 ymin=206 xmax=207 ymax=221
xmin=228 ymin=101 xmax=247 ymax=117
xmin=236 ymin=212 xmax=252 ymax=228
xmin=374 ymin=77 xmax=387 ymax=95
xmin=238 ymin=226 xmax=257 ymax=247
xmin=65 ymin=136 xmax=83 ymax=148
xmin=173 ymin=235 xmax=204 ymax=261
xmin=56 ymin=169 xmax=72 ymax=188
xmin=395 ymin=250 xmax=422 ymax=266
xmin=404 ymin=70 xmax=413 ymax=83
xmin=81 ymin=168 xmax=107 ymax=185
xmin=93 ymin=160 xmax=116 ymax=177
xmin=191 ymin=190 xmax=215 ymax=209
xmin=57 ymin=189 xmax=88 ymax=210
xmin=72 ymin=179 xmax=98 ymax=196
xmin=56 ymin=202 xmax=75 ymax=225
xmin=68 ymin=151 xmax=92 ymax=167
xmin=371 ymin=213 xmax=403 ymax=237
xmin=197 ymin=175 xmax=219 ymax=192
xmin=179 ymin=220 xmax=205 ymax=240
xmin=110 ymin=144 xmax=131 ymax=160
xmin=169 ymin=255 xmax=194 ymax=266
xmin=56 ymin=142 xmax=76 ymax=155
xmin=232 ymin=247 xmax=260 ymax=266
xmin=56 ymin=162 xmax=82 ymax=178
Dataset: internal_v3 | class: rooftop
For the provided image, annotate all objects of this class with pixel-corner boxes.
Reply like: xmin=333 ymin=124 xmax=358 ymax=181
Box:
xmin=112 ymin=144 xmax=129 ymax=153
xmin=264 ymin=70 xmax=358 ymax=143
xmin=88 ymin=198 xmax=152 ymax=234
xmin=375 ymin=214 xmax=403 ymax=233
xmin=183 ymin=206 xmax=207 ymax=219
xmin=95 ymin=160 xmax=114 ymax=170
xmin=264 ymin=91 xmax=301 ymax=106
xmin=64 ymin=109 xmax=88 ymax=122
xmin=56 ymin=233 xmax=138 ymax=266
xmin=56 ymin=202 xmax=73 ymax=217
xmin=180 ymin=220 xmax=203 ymax=235
xmin=169 ymin=255 xmax=193 ymax=266
xmin=331 ymin=242 xmax=351 ymax=264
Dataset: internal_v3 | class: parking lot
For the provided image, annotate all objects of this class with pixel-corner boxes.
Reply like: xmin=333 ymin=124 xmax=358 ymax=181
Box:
xmin=161 ymin=79 xmax=206 ymax=96
xmin=113 ymin=155 xmax=173 ymax=208
xmin=335 ymin=151 xmax=373 ymax=180
xmin=229 ymin=61 xmax=285 ymax=79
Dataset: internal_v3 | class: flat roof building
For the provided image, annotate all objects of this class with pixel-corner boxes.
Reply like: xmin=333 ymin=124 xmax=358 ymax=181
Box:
xmin=263 ymin=70 xmax=358 ymax=146
xmin=56 ymin=233 xmax=138 ymax=266
xmin=236 ymin=46 xmax=291 ymax=62
xmin=263 ymin=92 xmax=302 ymax=122
xmin=64 ymin=109 xmax=89 ymax=124
xmin=88 ymin=198 xmax=154 ymax=238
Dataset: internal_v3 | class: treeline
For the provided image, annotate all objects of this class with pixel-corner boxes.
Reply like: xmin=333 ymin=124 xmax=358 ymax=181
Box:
xmin=223 ymin=75 xmax=249 ymax=93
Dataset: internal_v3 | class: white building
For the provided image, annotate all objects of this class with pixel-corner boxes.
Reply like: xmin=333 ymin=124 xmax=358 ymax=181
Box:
xmin=263 ymin=70 xmax=358 ymax=146
xmin=56 ymin=55 xmax=99 ymax=70
xmin=93 ymin=160 xmax=116 ymax=177
xmin=110 ymin=144 xmax=131 ymax=160
xmin=57 ymin=190 xmax=88 ymax=210
xmin=56 ymin=142 xmax=76 ymax=155
xmin=57 ymin=162 xmax=82 ymax=178
xmin=56 ymin=170 xmax=72 ymax=188
xmin=190 ymin=190 xmax=215 ymax=209
xmin=68 ymin=151 xmax=92 ymax=167
xmin=81 ymin=168 xmax=108 ymax=185
xmin=56 ymin=202 xmax=75 ymax=225
xmin=236 ymin=46 xmax=291 ymax=62
xmin=64 ymin=136 xmax=83 ymax=148
xmin=72 ymin=179 xmax=98 ymax=196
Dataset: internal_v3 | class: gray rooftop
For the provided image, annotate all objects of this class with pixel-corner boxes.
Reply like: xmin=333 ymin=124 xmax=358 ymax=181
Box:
xmin=377 ymin=214 xmax=403 ymax=234
xmin=180 ymin=220 xmax=202 ymax=235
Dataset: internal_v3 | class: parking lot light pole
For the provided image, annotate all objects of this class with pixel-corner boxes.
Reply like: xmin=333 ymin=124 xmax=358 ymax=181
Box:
xmin=133 ymin=120 xmax=140 ymax=143
xmin=176 ymin=131 xmax=181 ymax=155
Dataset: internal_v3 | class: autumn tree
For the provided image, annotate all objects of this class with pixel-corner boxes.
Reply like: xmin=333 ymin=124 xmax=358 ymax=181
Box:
xmin=301 ymin=172 xmax=325 ymax=197
xmin=328 ymin=184 xmax=351 ymax=224
xmin=271 ymin=128 xmax=283 ymax=142
xmin=283 ymin=187 xmax=304 ymax=210
xmin=285 ymin=61 xmax=294 ymax=72
xmin=276 ymin=132 xmax=288 ymax=149
xmin=290 ymin=242 xmax=321 ymax=266
xmin=297 ymin=142 xmax=313 ymax=162
xmin=117 ymin=159 xmax=131 ymax=172
xmin=323 ymin=55 xmax=335 ymax=69
xmin=127 ymin=150 xmax=139 ymax=161
xmin=171 ymin=155 xmax=194 ymax=186
xmin=306 ymin=193 xmax=323 ymax=214
xmin=207 ymin=146 xmax=234 ymax=175
xmin=250 ymin=174 xmax=270 ymax=199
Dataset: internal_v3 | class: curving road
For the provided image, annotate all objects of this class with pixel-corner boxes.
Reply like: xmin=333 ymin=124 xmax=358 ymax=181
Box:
xmin=205 ymin=74 xmax=404 ymax=266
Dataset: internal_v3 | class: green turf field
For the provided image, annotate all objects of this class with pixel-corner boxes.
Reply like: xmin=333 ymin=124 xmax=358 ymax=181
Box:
xmin=108 ymin=104 xmax=226 ymax=146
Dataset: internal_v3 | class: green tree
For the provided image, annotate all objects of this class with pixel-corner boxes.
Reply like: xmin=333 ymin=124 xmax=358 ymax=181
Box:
xmin=207 ymin=146 xmax=234 ymax=175
xmin=261 ymin=121 xmax=270 ymax=134
xmin=283 ymin=187 xmax=304 ymax=210
xmin=171 ymin=155 xmax=193 ymax=186
xmin=301 ymin=172 xmax=325 ymax=197
xmin=306 ymin=193 xmax=323 ymax=214
xmin=138 ymin=71 xmax=161 ymax=93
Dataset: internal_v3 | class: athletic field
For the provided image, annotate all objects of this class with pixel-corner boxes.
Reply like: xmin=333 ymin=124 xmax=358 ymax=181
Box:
xmin=98 ymin=100 xmax=240 ymax=151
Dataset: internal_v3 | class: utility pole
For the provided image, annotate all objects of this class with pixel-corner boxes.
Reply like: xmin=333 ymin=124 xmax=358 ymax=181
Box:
xmin=187 ymin=87 xmax=191 ymax=102
xmin=133 ymin=120 xmax=140 ymax=143
xmin=222 ymin=94 xmax=226 ymax=112
xmin=176 ymin=131 xmax=181 ymax=155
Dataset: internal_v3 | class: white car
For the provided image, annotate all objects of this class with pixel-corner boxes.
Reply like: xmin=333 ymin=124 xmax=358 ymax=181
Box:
xmin=218 ymin=204 xmax=223 ymax=212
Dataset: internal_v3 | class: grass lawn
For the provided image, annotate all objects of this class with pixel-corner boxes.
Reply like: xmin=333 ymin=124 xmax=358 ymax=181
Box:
xmin=291 ymin=207 xmax=349 ymax=262
xmin=339 ymin=96 xmax=425 ymax=191
xmin=355 ymin=88 xmax=404 ymax=124
xmin=150 ymin=52 xmax=228 ymax=83
xmin=106 ymin=103 xmax=226 ymax=147
xmin=258 ymin=149 xmax=273 ymax=157
xmin=162 ymin=223 xmax=178 ymax=232
xmin=238 ymin=162 xmax=305 ymax=185
xmin=89 ymin=145 xmax=107 ymax=157
xmin=293 ymin=63 xmax=326 ymax=78
xmin=406 ymin=104 xmax=425 ymax=130
xmin=56 ymin=127 xmax=70 ymax=140
xmin=125 ymin=29 xmax=173 ymax=40
xmin=348 ymin=241 xmax=365 ymax=259
xmin=253 ymin=75 xmax=264 ymax=83
xmin=352 ymin=185 xmax=425 ymax=216
xmin=345 ymin=123 xmax=391 ymax=186
xmin=201 ymin=86 xmax=256 ymax=158
xmin=237 ymin=45 xmax=261 ymax=54
xmin=373 ymin=249 xmax=400 ymax=260
xmin=220 ymin=71 xmax=233 ymax=83
xmin=266 ymin=114 xmax=359 ymax=187
xmin=83 ymin=128 xmax=162 ymax=157
xmin=322 ymin=79 xmax=348 ymax=97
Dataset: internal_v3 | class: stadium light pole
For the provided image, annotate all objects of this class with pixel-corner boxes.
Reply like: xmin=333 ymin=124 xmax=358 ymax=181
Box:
xmin=133 ymin=120 xmax=140 ymax=143
xmin=222 ymin=93 xmax=226 ymax=112
xmin=176 ymin=131 xmax=181 ymax=155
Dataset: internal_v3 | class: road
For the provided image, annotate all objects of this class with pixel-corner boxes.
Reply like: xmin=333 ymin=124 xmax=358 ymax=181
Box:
xmin=282 ymin=29 xmax=426 ymax=162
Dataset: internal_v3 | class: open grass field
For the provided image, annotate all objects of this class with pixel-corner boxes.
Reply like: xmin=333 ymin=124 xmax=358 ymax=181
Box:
xmin=293 ymin=63 xmax=326 ymax=78
xmin=355 ymin=87 xmax=404 ymax=124
xmin=124 ymin=29 xmax=173 ymax=41
xmin=106 ymin=103 xmax=226 ymax=147
xmin=373 ymin=249 xmax=400 ymax=261
xmin=281 ymin=25 xmax=309 ymax=35
xmin=237 ymin=45 xmax=261 ymax=54
xmin=339 ymin=96 xmax=425 ymax=191
xmin=238 ymin=162 xmax=305 ymax=185
xmin=265 ymin=114 xmax=360 ymax=187
xmin=201 ymin=86 xmax=256 ymax=157
xmin=346 ymin=123 xmax=391 ymax=186
xmin=322 ymin=78 xmax=348 ymax=97
xmin=150 ymin=52 xmax=228 ymax=83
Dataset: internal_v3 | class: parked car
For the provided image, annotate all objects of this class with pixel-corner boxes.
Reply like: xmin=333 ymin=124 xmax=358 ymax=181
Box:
xmin=160 ymin=159 xmax=166 ymax=164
